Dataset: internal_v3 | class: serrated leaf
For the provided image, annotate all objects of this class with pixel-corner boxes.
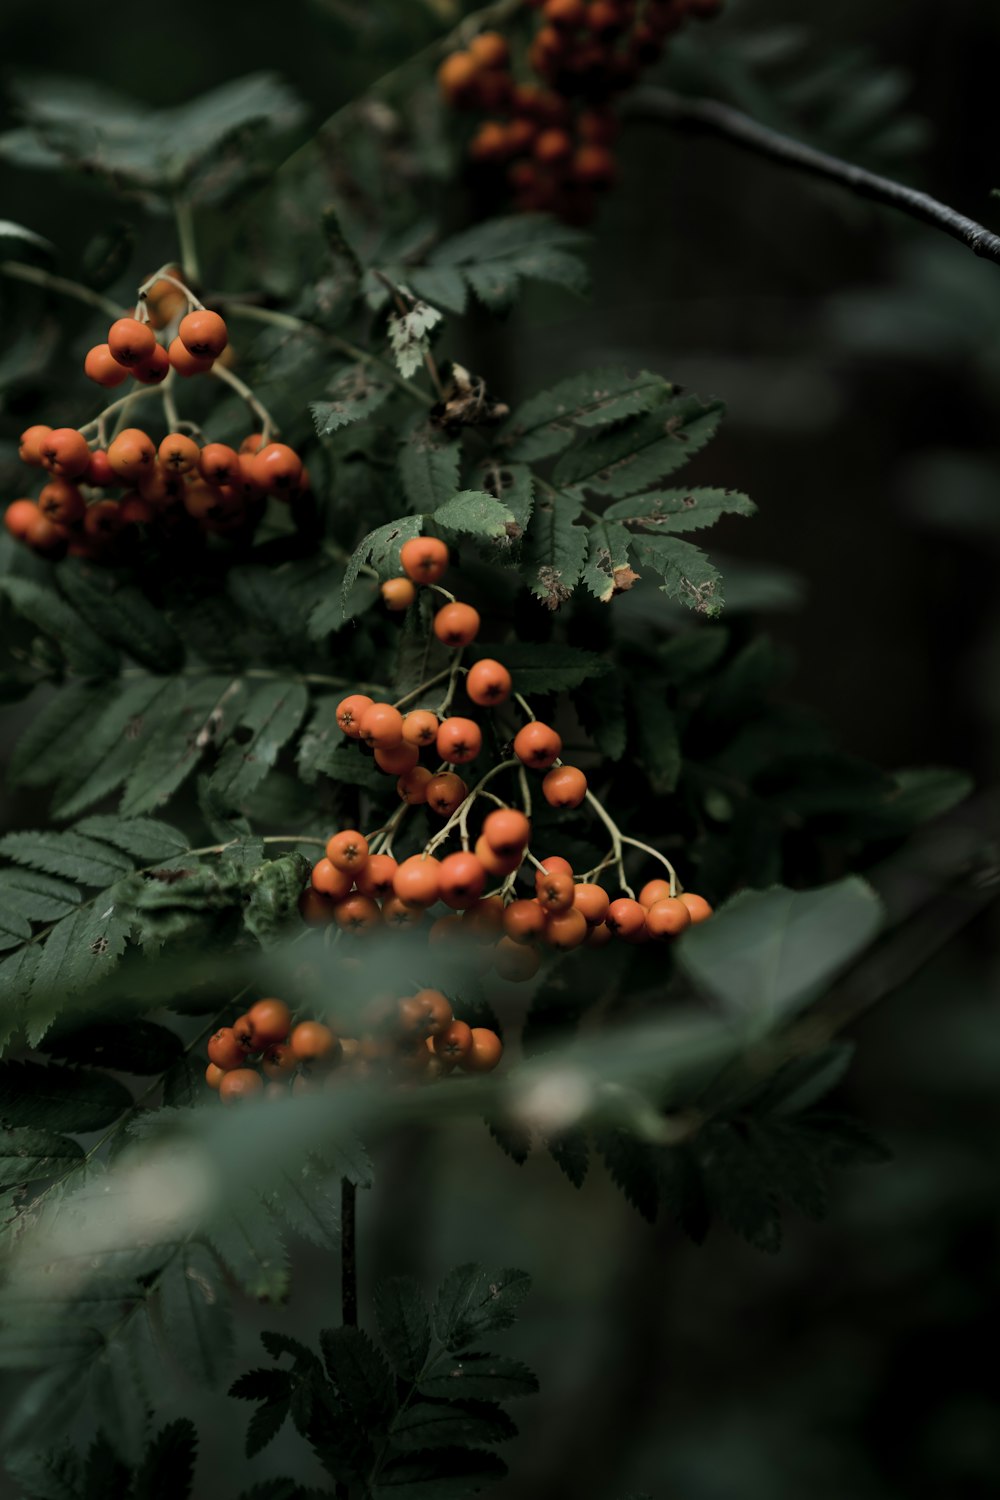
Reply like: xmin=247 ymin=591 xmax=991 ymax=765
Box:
xmin=50 ymin=676 xmax=180 ymax=820
xmin=604 ymin=486 xmax=756 ymax=534
xmin=320 ymin=1326 xmax=395 ymax=1427
xmin=631 ymin=688 xmax=681 ymax=794
xmin=391 ymin=1402 xmax=516 ymax=1451
xmin=209 ymin=680 xmax=309 ymax=806
xmin=572 ymin=673 xmax=626 ymax=761
xmin=0 ymin=831 xmax=132 ymax=885
xmin=546 ymin=1130 xmax=589 ymax=1188
xmin=8 ymin=681 xmax=106 ymax=789
xmin=73 ymin=816 xmax=189 ymax=861
xmin=679 ymin=879 xmax=884 ymax=1028
xmin=245 ymin=1396 xmax=291 ymax=1458
xmin=698 ymin=1120 xmax=782 ymax=1253
xmin=580 ymin=519 xmax=632 ymax=603
xmin=4 ymin=1445 xmax=81 ymax=1500
xmin=388 ymin=301 xmax=443 ymax=379
xmin=399 ymin=424 xmax=461 ymax=513
xmin=431 ymin=214 xmax=588 ymax=313
xmin=467 ymin=641 xmax=606 ymax=694
xmin=630 ymin=534 xmax=725 ymax=617
xmin=56 ymin=564 xmax=184 ymax=673
xmin=433 ymin=1266 xmax=531 ymax=1351
xmin=433 ymin=491 xmax=514 ymax=540
xmin=553 ymin=395 xmax=724 ymax=497
xmin=0 ymin=1127 xmax=84 ymax=1188
xmin=342 ymin=517 xmax=423 ymax=618
xmin=597 ymin=1129 xmax=660 ymax=1222
xmin=156 ymin=1243 xmax=233 ymax=1386
xmin=116 ymin=676 xmax=233 ymax=819
xmin=268 ymin=1160 xmax=340 ymax=1249
xmin=25 ymin=898 xmax=132 ymax=1045
xmin=311 ymin=364 xmax=393 ymax=435
xmin=0 ymin=1060 xmax=131 ymax=1131
xmin=416 ymin=1354 xmax=539 ymax=1403
xmin=522 ymin=490 xmax=587 ymax=607
xmin=0 ymin=577 xmax=119 ymax=676
xmin=206 ymin=1197 xmax=290 ymax=1302
xmin=132 ymin=1419 xmax=198 ymax=1500
xmin=0 ymin=944 xmax=40 ymax=1049
xmin=375 ymin=1276 xmax=431 ymax=1381
xmin=746 ymin=1118 xmax=829 ymax=1220
xmin=506 ymin=368 xmax=673 ymax=461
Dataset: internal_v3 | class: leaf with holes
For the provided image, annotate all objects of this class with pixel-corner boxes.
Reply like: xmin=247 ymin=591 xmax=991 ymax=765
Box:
xmin=505 ymin=367 xmax=673 ymax=462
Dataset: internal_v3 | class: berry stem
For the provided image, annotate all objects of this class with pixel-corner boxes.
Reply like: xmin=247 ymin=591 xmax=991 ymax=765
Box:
xmin=210 ymin=361 xmax=279 ymax=440
xmin=435 ymin=650 xmax=466 ymax=717
xmin=391 ymin=665 xmax=453 ymax=711
xmin=511 ymin=691 xmax=536 ymax=724
xmin=79 ymin=382 xmax=163 ymax=445
xmin=368 ymin=799 xmax=411 ymax=859
xmin=584 ymin=788 xmax=635 ymax=899
xmin=619 ymin=835 xmax=680 ymax=897
xmin=424 ymin=758 xmax=519 ymax=855
xmin=0 ymin=258 xmax=124 ymax=319
xmin=160 ymin=369 xmax=181 ymax=432
xmin=137 ymin=265 xmax=204 ymax=311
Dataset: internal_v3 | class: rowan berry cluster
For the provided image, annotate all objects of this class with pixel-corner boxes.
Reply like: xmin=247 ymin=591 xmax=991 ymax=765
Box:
xmin=205 ymin=994 xmax=503 ymax=1105
xmin=300 ymin=539 xmax=712 ymax=979
xmin=4 ymin=269 xmax=305 ymax=561
xmin=438 ymin=0 xmax=723 ymax=221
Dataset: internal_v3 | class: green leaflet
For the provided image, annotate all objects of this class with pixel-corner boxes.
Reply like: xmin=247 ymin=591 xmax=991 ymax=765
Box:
xmin=208 ymin=680 xmax=309 ymax=807
xmin=553 ymin=394 xmax=725 ymax=496
xmin=505 ymin=366 xmax=673 ymax=462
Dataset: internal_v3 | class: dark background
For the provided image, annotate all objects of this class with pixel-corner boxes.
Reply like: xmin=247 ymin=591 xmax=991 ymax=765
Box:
xmin=1 ymin=0 xmax=998 ymax=1495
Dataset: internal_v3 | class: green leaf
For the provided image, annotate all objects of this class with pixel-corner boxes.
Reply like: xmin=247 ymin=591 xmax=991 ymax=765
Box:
xmin=746 ymin=1118 xmax=829 ymax=1220
xmin=132 ymin=1419 xmax=198 ymax=1500
xmin=388 ymin=301 xmax=443 ymax=379
xmin=8 ymin=681 xmax=106 ymax=789
xmin=580 ymin=519 xmax=632 ymax=603
xmin=73 ymin=817 xmax=189 ymax=861
xmin=0 ymin=831 xmax=132 ymax=886
xmin=373 ymin=1447 xmax=506 ymax=1497
xmin=679 ymin=879 xmax=884 ymax=1027
xmin=243 ymin=854 xmax=310 ymax=947
xmin=375 ymin=1276 xmax=431 ymax=1381
xmin=506 ymin=367 xmax=673 ymax=461
xmin=522 ymin=490 xmax=587 ymax=607
xmin=572 ymin=673 xmax=626 ymax=761
xmin=433 ymin=491 xmax=514 ymax=541
xmin=4 ymin=1446 xmax=81 ymax=1500
xmin=49 ymin=676 xmax=180 ymax=820
xmin=416 ymin=1355 xmax=539 ymax=1402
xmin=0 ymin=578 xmax=119 ymax=677
xmin=267 ymin=1160 xmax=340 ymax=1249
xmin=342 ymin=517 xmax=423 ymax=619
xmin=756 ymin=1042 xmax=856 ymax=1117
xmin=0 ymin=1128 xmax=84 ymax=1188
xmin=433 ymin=1266 xmax=531 ymax=1351
xmin=56 ymin=564 xmax=184 ymax=673
xmin=631 ymin=689 xmax=681 ymax=794
xmin=391 ymin=1402 xmax=515 ymax=1451
xmin=311 ymin=364 xmax=394 ymax=435
xmin=320 ymin=1326 xmax=395 ymax=1427
xmin=630 ymin=534 xmax=725 ymax=617
xmin=876 ymin=767 xmax=973 ymax=830
xmin=156 ymin=1244 xmax=233 ymax=1386
xmin=468 ymin=641 xmax=607 ymax=694
xmin=697 ymin=1120 xmax=782 ymax=1253
xmin=207 ymin=1197 xmax=290 ymax=1301
xmin=399 ymin=424 xmax=461 ymax=513
xmin=431 ymin=214 xmax=588 ymax=312
xmin=42 ymin=1020 xmax=183 ymax=1075
xmin=0 ymin=1060 xmax=131 ymax=1131
xmin=209 ymin=681 xmax=309 ymax=806
xmin=596 ymin=1129 xmax=660 ymax=1222
xmin=553 ymin=395 xmax=724 ymax=496
xmin=604 ymin=486 xmax=755 ymax=533
xmin=0 ymin=945 xmax=41 ymax=1049
xmin=25 ymin=898 xmax=133 ymax=1045
xmin=116 ymin=676 xmax=233 ymax=820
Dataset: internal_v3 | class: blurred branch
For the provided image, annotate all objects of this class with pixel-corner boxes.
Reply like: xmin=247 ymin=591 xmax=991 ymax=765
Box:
xmin=628 ymin=86 xmax=1000 ymax=269
xmin=0 ymin=259 xmax=124 ymax=319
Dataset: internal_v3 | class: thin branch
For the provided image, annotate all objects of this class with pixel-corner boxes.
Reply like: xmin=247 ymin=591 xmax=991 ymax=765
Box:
xmin=0 ymin=259 xmax=124 ymax=319
xmin=627 ymin=86 xmax=1000 ymax=269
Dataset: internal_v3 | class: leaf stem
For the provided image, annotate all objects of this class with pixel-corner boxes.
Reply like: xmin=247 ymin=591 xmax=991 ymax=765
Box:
xmin=0 ymin=258 xmax=123 ymax=319
xmin=210 ymin=361 xmax=279 ymax=440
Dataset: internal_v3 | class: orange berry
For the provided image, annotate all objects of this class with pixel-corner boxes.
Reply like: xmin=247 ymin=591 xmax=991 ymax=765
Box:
xmin=355 ymin=853 xmax=398 ymax=900
xmin=40 ymin=427 xmax=91 ymax=479
xmin=639 ymin=879 xmax=672 ymax=909
xmin=336 ymin=693 xmax=373 ymax=738
xmin=83 ymin=499 xmax=125 ymax=540
xmin=179 ymin=309 xmax=228 ymax=358
xmin=426 ymin=772 xmax=467 ymax=816
xmin=374 ymin=741 xmax=420 ymax=776
xmin=84 ymin=343 xmax=130 ymax=387
xmin=466 ymin=658 xmax=512 ymax=706
xmin=310 ymin=857 xmax=353 ymax=901
xmin=261 ymin=1042 xmax=296 ymax=1080
xmin=436 ymin=717 xmax=482 ymax=765
xmin=402 ymin=709 xmax=439 ymax=747
xmin=398 ymin=988 xmax=453 ymax=1038
xmin=290 ymin=1021 xmax=340 ymax=1064
xmin=334 ymin=893 xmax=382 ymax=933
xmin=252 ymin=442 xmax=302 ymax=495
xmin=168 ymin=336 xmax=214 ymax=377
xmin=475 ymin=836 xmax=522 ymax=878
xmin=247 ymin=997 xmax=292 ymax=1045
xmin=469 ymin=30 xmax=509 ymax=67
xmin=462 ymin=895 xmax=505 ymax=941
xmin=586 ymin=920 xmax=613 ymax=948
xmin=240 ymin=433 xmax=266 ymax=455
xmin=437 ymin=51 xmax=480 ymax=103
xmin=438 ymin=851 xmax=487 ymax=910
xmin=119 ymin=495 xmax=155 ymax=525
xmin=429 ymin=912 xmax=464 ymax=945
xmin=382 ymin=896 xmax=426 ymax=930
xmin=144 ymin=273 xmax=186 ymax=330
xmin=18 ymin=425 xmax=52 ymax=466
xmin=469 ymin=122 xmax=511 ymax=164
xmin=606 ymin=897 xmax=646 ymax=938
xmin=382 ymin=577 xmax=417 ymax=611
xmin=646 ymin=897 xmax=692 ymax=938
xmin=433 ymin=601 xmax=480 ymax=648
xmin=578 ymin=108 xmax=620 ymax=144
xmin=544 ymin=0 xmax=586 ymax=22
xmin=359 ymin=701 xmax=404 ymax=749
xmin=298 ymin=888 xmax=338 ymax=926
xmin=133 ymin=344 xmax=170 ymax=384
xmin=85 ymin=449 xmax=115 ymax=487
xmin=158 ymin=433 xmax=201 ymax=473
xmin=393 ymin=854 xmax=442 ymax=908
xmin=182 ymin=480 xmax=232 ymax=523
xmin=107 ymin=427 xmax=156 ymax=483
xmin=535 ymin=869 xmax=575 ymax=914
xmin=680 ymin=892 xmax=713 ymax=923
xmin=542 ymin=765 xmax=587 ymax=808
xmin=107 ymin=316 xmax=156 ymax=368
xmin=535 ymin=128 xmax=573 ymax=165
xmin=219 ymin=1068 xmax=264 ymax=1104
xmin=398 ymin=765 xmax=433 ymax=804
xmin=232 ymin=1013 xmax=258 ymax=1051
xmin=208 ymin=1027 xmax=248 ymax=1070
xmin=205 ymin=1063 xmax=225 ymax=1090
xmin=431 ymin=1019 xmax=473 ymax=1063
xmin=537 ymin=854 xmax=573 ymax=878
xmin=38 ymin=479 xmax=85 ymax=526
xmin=572 ymin=145 xmax=616 ymax=189
xmin=574 ymin=883 xmax=610 ymax=925
xmin=4 ymin=499 xmax=43 ymax=541
xmin=400 ymin=535 xmax=448 ymax=584
xmin=461 ymin=1027 xmax=504 ymax=1073
xmin=482 ymin=807 xmax=531 ymax=856
xmin=494 ymin=936 xmax=541 ymax=982
xmin=503 ymin=898 xmax=547 ymax=943
xmin=546 ymin=906 xmax=588 ymax=950
xmin=513 ymin=721 xmax=562 ymax=770
xmin=326 ymin=829 xmax=369 ymax=873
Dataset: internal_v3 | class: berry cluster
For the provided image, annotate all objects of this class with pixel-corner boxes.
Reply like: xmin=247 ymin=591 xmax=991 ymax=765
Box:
xmin=298 ymin=540 xmax=712 ymax=979
xmin=438 ymin=0 xmax=723 ymax=221
xmin=205 ymin=994 xmax=503 ymax=1105
xmin=4 ymin=269 xmax=304 ymax=561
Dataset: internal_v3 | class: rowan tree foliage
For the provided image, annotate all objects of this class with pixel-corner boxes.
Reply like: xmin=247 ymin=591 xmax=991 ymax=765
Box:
xmin=0 ymin=2 xmax=987 ymax=1496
